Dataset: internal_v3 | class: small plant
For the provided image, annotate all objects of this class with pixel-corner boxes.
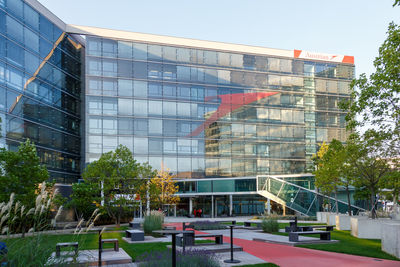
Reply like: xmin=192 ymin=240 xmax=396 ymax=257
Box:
xmin=261 ymin=217 xmax=279 ymax=233
xmin=0 ymin=183 xmax=101 ymax=266
xmin=137 ymin=249 xmax=220 ymax=267
xmin=143 ymin=210 xmax=164 ymax=235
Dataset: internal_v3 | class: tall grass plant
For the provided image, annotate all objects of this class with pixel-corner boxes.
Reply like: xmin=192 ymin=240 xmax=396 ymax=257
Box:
xmin=143 ymin=210 xmax=164 ymax=235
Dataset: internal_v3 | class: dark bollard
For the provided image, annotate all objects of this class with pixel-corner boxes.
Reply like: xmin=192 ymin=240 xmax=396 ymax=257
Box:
xmin=224 ymin=225 xmax=240 ymax=263
xmin=98 ymin=229 xmax=102 ymax=267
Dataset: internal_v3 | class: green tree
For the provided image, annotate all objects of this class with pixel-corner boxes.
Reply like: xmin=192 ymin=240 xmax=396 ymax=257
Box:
xmin=379 ymin=159 xmax=400 ymax=214
xmin=82 ymin=145 xmax=144 ymax=226
xmin=314 ymin=139 xmax=346 ymax=214
xmin=346 ymin=135 xmax=391 ymax=218
xmin=68 ymin=182 xmax=100 ymax=220
xmin=136 ymin=162 xmax=157 ymax=214
xmin=149 ymin=167 xmax=180 ymax=210
xmin=344 ymin=22 xmax=400 ymax=155
xmin=0 ymin=139 xmax=49 ymax=206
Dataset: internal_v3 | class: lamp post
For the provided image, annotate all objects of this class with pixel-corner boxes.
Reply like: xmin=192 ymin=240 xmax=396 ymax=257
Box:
xmin=224 ymin=225 xmax=240 ymax=264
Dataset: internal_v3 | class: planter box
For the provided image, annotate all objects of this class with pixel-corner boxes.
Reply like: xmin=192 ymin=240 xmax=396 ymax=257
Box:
xmin=317 ymin=212 xmax=329 ymax=223
xmin=326 ymin=213 xmax=337 ymax=225
xmin=350 ymin=217 xmax=392 ymax=239
xmin=336 ymin=214 xmax=351 ymax=230
xmin=382 ymin=223 xmax=400 ymax=259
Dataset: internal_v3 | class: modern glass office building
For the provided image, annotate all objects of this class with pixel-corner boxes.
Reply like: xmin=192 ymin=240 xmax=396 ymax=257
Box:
xmin=64 ymin=24 xmax=356 ymax=216
xmin=0 ymin=0 xmax=361 ymax=216
xmin=0 ymin=0 xmax=84 ymax=183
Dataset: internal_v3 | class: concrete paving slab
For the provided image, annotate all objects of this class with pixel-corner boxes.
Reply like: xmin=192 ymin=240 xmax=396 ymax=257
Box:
xmin=204 ymin=228 xmax=339 ymax=246
xmin=216 ymin=251 xmax=267 ymax=266
xmin=48 ymin=248 xmax=132 ymax=266
xmin=122 ymin=235 xmax=171 ymax=244
xmin=171 ymin=243 xmax=243 ymax=253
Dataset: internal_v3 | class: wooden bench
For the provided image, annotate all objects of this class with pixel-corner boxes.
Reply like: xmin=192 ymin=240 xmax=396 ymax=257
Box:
xmin=56 ymin=242 xmax=78 ymax=257
xmin=244 ymin=221 xmax=261 ymax=228
xmin=216 ymin=220 xmax=236 ymax=225
xmin=195 ymin=234 xmax=223 ymax=244
xmin=308 ymin=225 xmax=334 ymax=231
xmin=289 ymin=231 xmax=331 ymax=242
xmin=163 ymin=226 xmax=176 ymax=230
xmin=285 ymin=225 xmax=334 ymax=233
xmin=125 ymin=229 xmax=145 ymax=241
xmin=101 ymin=239 xmax=119 ymax=251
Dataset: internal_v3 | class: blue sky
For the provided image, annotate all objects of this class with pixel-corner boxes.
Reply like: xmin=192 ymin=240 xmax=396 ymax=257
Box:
xmin=38 ymin=0 xmax=399 ymax=77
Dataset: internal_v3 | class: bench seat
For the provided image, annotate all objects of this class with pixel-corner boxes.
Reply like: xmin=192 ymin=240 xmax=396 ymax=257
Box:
xmin=289 ymin=231 xmax=331 ymax=242
xmin=244 ymin=221 xmax=261 ymax=228
xmin=195 ymin=234 xmax=223 ymax=244
xmin=56 ymin=242 xmax=78 ymax=257
xmin=101 ymin=238 xmax=119 ymax=251
xmin=126 ymin=229 xmax=145 ymax=241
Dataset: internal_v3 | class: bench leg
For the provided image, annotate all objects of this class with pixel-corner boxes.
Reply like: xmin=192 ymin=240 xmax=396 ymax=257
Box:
xmin=215 ymin=236 xmax=223 ymax=244
xmin=321 ymin=233 xmax=330 ymax=241
xmin=74 ymin=245 xmax=79 ymax=256
xmin=114 ymin=242 xmax=119 ymax=251
xmin=56 ymin=247 xmax=60 ymax=257
xmin=289 ymin=234 xmax=298 ymax=242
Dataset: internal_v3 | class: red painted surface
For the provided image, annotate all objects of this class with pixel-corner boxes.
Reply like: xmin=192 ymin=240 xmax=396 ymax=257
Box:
xmin=187 ymin=92 xmax=278 ymax=137
xmin=165 ymin=222 xmax=399 ymax=267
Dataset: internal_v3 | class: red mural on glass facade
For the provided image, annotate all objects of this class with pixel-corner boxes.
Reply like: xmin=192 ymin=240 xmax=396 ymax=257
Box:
xmin=188 ymin=91 xmax=279 ymax=137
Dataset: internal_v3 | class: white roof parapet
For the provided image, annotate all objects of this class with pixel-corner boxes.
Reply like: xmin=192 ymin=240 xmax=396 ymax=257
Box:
xmin=66 ymin=25 xmax=354 ymax=64
xmin=66 ymin=24 xmax=293 ymax=58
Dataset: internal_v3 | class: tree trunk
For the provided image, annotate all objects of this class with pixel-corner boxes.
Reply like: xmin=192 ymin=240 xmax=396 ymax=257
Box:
xmin=370 ymin=189 xmax=376 ymax=219
xmin=393 ymin=191 xmax=399 ymax=214
xmin=116 ymin=205 xmax=122 ymax=227
xmin=346 ymin=185 xmax=352 ymax=216
xmin=335 ymin=190 xmax=339 ymax=214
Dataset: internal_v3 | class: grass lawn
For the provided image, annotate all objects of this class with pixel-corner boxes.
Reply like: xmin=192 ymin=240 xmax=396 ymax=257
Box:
xmin=268 ymin=229 xmax=399 ymax=261
xmin=3 ymin=230 xmax=219 ymax=264
xmin=296 ymin=230 xmax=399 ymax=261
xmin=4 ymin=232 xmax=169 ymax=262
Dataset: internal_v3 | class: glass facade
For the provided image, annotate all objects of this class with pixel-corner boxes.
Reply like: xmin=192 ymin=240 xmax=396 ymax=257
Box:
xmin=84 ymin=36 xmax=354 ymax=178
xmin=0 ymin=0 xmax=357 ymax=216
xmin=0 ymin=0 xmax=83 ymax=183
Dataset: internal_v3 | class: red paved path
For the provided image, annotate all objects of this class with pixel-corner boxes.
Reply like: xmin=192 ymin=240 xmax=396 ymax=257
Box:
xmin=166 ymin=222 xmax=400 ymax=267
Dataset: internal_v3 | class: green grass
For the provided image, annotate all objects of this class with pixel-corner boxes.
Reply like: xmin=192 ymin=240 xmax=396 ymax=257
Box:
xmin=3 ymin=230 xmax=216 ymax=263
xmin=297 ymin=230 xmax=399 ymax=261
xmin=268 ymin=228 xmax=399 ymax=261
xmin=4 ymin=232 xmax=169 ymax=262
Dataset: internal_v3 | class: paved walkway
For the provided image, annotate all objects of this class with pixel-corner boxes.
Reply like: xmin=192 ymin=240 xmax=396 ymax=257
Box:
xmin=167 ymin=222 xmax=400 ymax=267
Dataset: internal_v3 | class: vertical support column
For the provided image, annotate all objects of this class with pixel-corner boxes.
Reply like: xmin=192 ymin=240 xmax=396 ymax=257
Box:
xmin=283 ymin=204 xmax=286 ymax=216
xmin=267 ymin=198 xmax=271 ymax=215
xmin=229 ymin=195 xmax=233 ymax=216
xmin=211 ymin=195 xmax=214 ymax=218
xmin=189 ymin=197 xmax=193 ymax=216
xmin=146 ymin=180 xmax=150 ymax=216
xmin=139 ymin=200 xmax=142 ymax=219
xmin=174 ymin=204 xmax=177 ymax=217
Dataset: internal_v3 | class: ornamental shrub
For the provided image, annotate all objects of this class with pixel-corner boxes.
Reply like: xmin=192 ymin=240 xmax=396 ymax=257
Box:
xmin=143 ymin=210 xmax=164 ymax=235
xmin=261 ymin=217 xmax=279 ymax=233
